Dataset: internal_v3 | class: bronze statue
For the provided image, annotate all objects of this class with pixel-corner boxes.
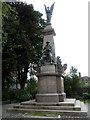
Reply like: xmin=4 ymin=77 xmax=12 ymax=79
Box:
xmin=39 ymin=41 xmax=54 ymax=66
xmin=44 ymin=3 xmax=55 ymax=24
xmin=57 ymin=56 xmax=62 ymax=65
xmin=56 ymin=56 xmax=67 ymax=74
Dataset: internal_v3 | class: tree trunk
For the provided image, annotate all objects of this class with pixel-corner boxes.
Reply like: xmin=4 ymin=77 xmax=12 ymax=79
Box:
xmin=18 ymin=66 xmax=28 ymax=90
xmin=20 ymin=80 xmax=25 ymax=89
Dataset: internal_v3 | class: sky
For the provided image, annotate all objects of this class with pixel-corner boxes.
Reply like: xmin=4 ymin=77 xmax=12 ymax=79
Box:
xmin=22 ymin=0 xmax=88 ymax=77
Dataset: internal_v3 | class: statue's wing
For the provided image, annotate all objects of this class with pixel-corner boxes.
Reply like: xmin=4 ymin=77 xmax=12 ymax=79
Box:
xmin=44 ymin=4 xmax=47 ymax=12
xmin=50 ymin=2 xmax=55 ymax=15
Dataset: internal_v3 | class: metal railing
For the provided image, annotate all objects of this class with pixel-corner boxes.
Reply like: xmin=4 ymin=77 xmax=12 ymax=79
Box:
xmin=61 ymin=116 xmax=89 ymax=120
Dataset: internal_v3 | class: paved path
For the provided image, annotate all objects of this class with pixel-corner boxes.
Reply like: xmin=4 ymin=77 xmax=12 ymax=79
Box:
xmin=1 ymin=103 xmax=90 ymax=119
xmin=1 ymin=103 xmax=22 ymax=119
xmin=87 ymin=103 xmax=90 ymax=118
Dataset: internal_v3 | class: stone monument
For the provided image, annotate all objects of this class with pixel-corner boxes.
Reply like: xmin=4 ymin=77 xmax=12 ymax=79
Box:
xmin=36 ymin=3 xmax=67 ymax=103
xmin=7 ymin=3 xmax=87 ymax=117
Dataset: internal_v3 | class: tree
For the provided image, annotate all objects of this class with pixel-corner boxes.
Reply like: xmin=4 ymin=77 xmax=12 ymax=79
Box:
xmin=10 ymin=2 xmax=46 ymax=89
xmin=70 ymin=66 xmax=78 ymax=77
xmin=64 ymin=66 xmax=81 ymax=97
xmin=2 ymin=2 xmax=19 ymax=88
xmin=26 ymin=77 xmax=37 ymax=99
xmin=2 ymin=2 xmax=46 ymax=89
xmin=64 ymin=75 xmax=72 ymax=97
xmin=8 ymin=2 xmax=46 ymax=64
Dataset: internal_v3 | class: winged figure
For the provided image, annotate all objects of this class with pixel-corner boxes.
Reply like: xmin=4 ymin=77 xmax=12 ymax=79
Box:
xmin=44 ymin=2 xmax=55 ymax=24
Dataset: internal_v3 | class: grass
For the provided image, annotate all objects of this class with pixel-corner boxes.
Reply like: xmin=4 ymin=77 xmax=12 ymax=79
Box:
xmin=24 ymin=113 xmax=58 ymax=117
xmin=80 ymin=99 xmax=90 ymax=103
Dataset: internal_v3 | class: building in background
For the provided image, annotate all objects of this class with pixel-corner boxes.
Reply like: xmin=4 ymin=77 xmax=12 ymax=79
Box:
xmin=81 ymin=76 xmax=90 ymax=86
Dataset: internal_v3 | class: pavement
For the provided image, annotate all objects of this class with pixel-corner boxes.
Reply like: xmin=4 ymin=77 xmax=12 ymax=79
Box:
xmin=0 ymin=103 xmax=90 ymax=119
xmin=87 ymin=103 xmax=90 ymax=118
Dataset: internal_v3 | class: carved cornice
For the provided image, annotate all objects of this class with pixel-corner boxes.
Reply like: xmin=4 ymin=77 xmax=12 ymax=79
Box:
xmin=43 ymin=28 xmax=56 ymax=36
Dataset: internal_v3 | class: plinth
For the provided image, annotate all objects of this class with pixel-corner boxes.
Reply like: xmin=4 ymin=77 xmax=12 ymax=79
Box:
xmin=36 ymin=65 xmax=66 ymax=102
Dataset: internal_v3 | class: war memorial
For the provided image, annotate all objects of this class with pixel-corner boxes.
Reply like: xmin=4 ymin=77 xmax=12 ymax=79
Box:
xmin=6 ymin=3 xmax=87 ymax=118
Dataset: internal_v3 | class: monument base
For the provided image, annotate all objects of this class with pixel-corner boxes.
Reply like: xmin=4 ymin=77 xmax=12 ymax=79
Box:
xmin=7 ymin=99 xmax=87 ymax=117
xmin=36 ymin=93 xmax=59 ymax=102
xmin=36 ymin=65 xmax=65 ymax=102
xmin=58 ymin=93 xmax=66 ymax=102
xmin=36 ymin=93 xmax=66 ymax=102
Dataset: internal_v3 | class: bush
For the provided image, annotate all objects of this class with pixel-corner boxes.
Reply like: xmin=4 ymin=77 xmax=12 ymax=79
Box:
xmin=83 ymin=93 xmax=90 ymax=99
xmin=2 ymin=78 xmax=37 ymax=103
xmin=2 ymin=89 xmax=30 ymax=102
xmin=2 ymin=90 xmax=15 ymax=101
xmin=26 ymin=77 xmax=37 ymax=99
xmin=14 ymin=89 xmax=30 ymax=102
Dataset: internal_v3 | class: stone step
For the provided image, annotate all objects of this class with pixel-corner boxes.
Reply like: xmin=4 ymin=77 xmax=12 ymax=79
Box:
xmin=73 ymin=100 xmax=81 ymax=111
xmin=80 ymin=102 xmax=88 ymax=111
xmin=7 ymin=108 xmax=87 ymax=117
xmin=13 ymin=105 xmax=75 ymax=111
xmin=21 ymin=99 xmax=76 ymax=106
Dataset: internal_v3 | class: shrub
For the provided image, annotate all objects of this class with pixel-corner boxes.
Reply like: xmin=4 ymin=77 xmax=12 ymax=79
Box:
xmin=2 ymin=90 xmax=15 ymax=101
xmin=26 ymin=77 xmax=37 ymax=99
xmin=83 ymin=93 xmax=90 ymax=99
xmin=2 ymin=77 xmax=37 ymax=102
xmin=14 ymin=89 xmax=30 ymax=102
xmin=2 ymin=89 xmax=30 ymax=102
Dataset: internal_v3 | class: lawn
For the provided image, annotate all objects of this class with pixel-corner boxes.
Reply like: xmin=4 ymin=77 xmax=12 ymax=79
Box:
xmin=80 ymin=99 xmax=90 ymax=103
xmin=24 ymin=113 xmax=59 ymax=117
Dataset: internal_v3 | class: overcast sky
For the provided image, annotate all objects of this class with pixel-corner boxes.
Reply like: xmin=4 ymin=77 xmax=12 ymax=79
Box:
xmin=22 ymin=0 xmax=88 ymax=77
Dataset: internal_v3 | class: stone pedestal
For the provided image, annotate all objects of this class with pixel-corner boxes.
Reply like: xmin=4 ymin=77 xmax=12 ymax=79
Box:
xmin=36 ymin=25 xmax=66 ymax=102
xmin=43 ymin=25 xmax=56 ymax=62
xmin=36 ymin=65 xmax=66 ymax=102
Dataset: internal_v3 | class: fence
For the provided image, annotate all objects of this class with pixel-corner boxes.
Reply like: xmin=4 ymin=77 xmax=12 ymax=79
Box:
xmin=61 ymin=116 xmax=89 ymax=120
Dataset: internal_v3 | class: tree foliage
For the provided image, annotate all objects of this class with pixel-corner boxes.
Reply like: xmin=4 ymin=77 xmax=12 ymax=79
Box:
xmin=26 ymin=77 xmax=37 ymax=99
xmin=2 ymin=2 xmax=19 ymax=88
xmin=2 ymin=2 xmax=46 ymax=89
xmin=64 ymin=66 xmax=81 ymax=97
